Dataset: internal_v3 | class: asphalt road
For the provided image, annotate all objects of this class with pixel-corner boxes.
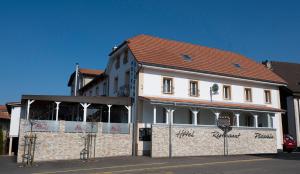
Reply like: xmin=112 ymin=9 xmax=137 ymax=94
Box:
xmin=0 ymin=153 xmax=299 ymax=174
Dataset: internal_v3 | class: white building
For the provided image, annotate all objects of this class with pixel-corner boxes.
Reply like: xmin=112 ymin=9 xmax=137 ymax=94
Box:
xmin=17 ymin=35 xmax=288 ymax=161
xmin=105 ymin=34 xmax=286 ymax=155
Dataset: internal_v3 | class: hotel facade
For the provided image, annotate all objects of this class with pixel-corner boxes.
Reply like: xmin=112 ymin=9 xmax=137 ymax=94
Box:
xmin=17 ymin=35 xmax=286 ymax=161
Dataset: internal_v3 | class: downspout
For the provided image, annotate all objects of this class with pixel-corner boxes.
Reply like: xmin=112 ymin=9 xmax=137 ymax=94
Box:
xmin=132 ymin=62 xmax=143 ymax=156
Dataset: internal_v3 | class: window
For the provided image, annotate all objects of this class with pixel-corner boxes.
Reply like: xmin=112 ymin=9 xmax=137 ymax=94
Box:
xmin=115 ymin=55 xmax=120 ymax=69
xmin=163 ymin=77 xmax=173 ymax=94
xmin=223 ymin=85 xmax=231 ymax=100
xmin=95 ymin=86 xmax=99 ymax=96
xmin=189 ymin=81 xmax=199 ymax=97
xmin=244 ymin=88 xmax=252 ymax=102
xmin=123 ymin=50 xmax=128 ymax=64
xmin=89 ymin=90 xmax=92 ymax=96
xmin=264 ymin=90 xmax=272 ymax=103
xmin=103 ymin=82 xmax=107 ymax=95
xmin=125 ymin=71 xmax=130 ymax=87
xmin=114 ymin=77 xmax=118 ymax=93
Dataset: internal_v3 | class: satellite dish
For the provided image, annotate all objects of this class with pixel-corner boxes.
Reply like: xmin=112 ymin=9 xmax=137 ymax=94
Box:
xmin=211 ymin=84 xmax=219 ymax=94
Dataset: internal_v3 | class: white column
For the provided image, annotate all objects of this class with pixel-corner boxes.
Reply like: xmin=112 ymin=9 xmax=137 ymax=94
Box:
xmin=267 ymin=113 xmax=272 ymax=128
xmin=165 ymin=109 xmax=169 ymax=124
xmin=254 ymin=115 xmax=258 ymax=128
xmin=170 ymin=109 xmax=175 ymax=125
xmin=26 ymin=100 xmax=35 ymax=120
xmin=235 ymin=113 xmax=240 ymax=127
xmin=107 ymin=104 xmax=112 ymax=123
xmin=125 ymin=105 xmax=131 ymax=123
xmin=190 ymin=109 xmax=199 ymax=126
xmin=8 ymin=136 xmax=13 ymax=156
xmin=153 ymin=105 xmax=157 ymax=124
xmin=55 ymin=102 xmax=61 ymax=121
xmin=214 ymin=112 xmax=220 ymax=125
xmin=80 ymin=103 xmax=91 ymax=122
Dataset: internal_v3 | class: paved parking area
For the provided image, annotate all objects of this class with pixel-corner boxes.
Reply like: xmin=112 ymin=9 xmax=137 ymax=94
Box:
xmin=0 ymin=153 xmax=299 ymax=174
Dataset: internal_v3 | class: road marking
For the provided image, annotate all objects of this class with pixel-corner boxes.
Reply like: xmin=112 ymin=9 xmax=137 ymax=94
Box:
xmin=32 ymin=162 xmax=168 ymax=174
xmin=92 ymin=158 xmax=271 ymax=174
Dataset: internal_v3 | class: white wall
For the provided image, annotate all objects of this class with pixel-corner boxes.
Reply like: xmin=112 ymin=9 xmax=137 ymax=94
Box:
xmin=141 ymin=68 xmax=280 ymax=108
xmin=9 ymin=106 xmax=21 ymax=137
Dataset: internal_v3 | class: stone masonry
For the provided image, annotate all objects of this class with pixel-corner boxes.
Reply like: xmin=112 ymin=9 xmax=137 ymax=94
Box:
xmin=151 ymin=124 xmax=277 ymax=157
xmin=17 ymin=119 xmax=132 ymax=162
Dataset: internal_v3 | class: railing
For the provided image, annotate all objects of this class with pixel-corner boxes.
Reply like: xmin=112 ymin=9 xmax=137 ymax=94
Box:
xmin=65 ymin=121 xmax=98 ymax=133
xmin=102 ymin=123 xmax=130 ymax=134
xmin=25 ymin=120 xmax=59 ymax=132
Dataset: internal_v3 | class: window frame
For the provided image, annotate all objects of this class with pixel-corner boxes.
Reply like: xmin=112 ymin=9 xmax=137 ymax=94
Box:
xmin=264 ymin=90 xmax=272 ymax=104
xmin=123 ymin=50 xmax=128 ymax=64
xmin=114 ymin=77 xmax=119 ymax=94
xmin=244 ymin=87 xmax=252 ymax=102
xmin=189 ymin=80 xmax=199 ymax=97
xmin=115 ymin=55 xmax=120 ymax=69
xmin=223 ymin=85 xmax=232 ymax=100
xmin=162 ymin=77 xmax=174 ymax=94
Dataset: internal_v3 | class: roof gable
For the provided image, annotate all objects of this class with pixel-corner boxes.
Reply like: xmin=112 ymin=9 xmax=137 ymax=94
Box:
xmin=127 ymin=34 xmax=286 ymax=84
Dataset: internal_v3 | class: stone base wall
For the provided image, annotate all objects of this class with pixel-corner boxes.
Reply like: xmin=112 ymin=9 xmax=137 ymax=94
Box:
xmin=17 ymin=119 xmax=132 ymax=162
xmin=151 ymin=124 xmax=277 ymax=157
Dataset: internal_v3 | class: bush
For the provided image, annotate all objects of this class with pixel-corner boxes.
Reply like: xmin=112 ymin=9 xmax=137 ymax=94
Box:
xmin=0 ymin=128 xmax=3 ymax=155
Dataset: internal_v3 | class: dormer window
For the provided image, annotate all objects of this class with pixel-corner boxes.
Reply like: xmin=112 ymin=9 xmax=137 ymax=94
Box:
xmin=181 ymin=54 xmax=192 ymax=62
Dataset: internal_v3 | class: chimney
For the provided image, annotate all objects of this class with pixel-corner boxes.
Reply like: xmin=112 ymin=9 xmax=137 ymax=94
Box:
xmin=112 ymin=45 xmax=118 ymax=51
xmin=262 ymin=60 xmax=272 ymax=70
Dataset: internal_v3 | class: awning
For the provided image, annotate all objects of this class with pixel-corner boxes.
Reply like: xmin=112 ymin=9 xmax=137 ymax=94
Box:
xmin=140 ymin=96 xmax=284 ymax=113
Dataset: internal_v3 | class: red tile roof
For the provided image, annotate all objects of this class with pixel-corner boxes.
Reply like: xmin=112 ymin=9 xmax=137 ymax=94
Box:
xmin=0 ymin=105 xmax=10 ymax=120
xmin=127 ymin=35 xmax=286 ymax=84
xmin=140 ymin=96 xmax=284 ymax=113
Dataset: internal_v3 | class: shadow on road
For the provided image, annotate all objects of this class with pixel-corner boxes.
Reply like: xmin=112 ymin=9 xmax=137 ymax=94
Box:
xmin=250 ymin=152 xmax=300 ymax=161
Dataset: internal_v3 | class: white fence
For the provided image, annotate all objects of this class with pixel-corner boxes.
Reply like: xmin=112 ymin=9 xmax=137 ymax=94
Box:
xmin=64 ymin=121 xmax=98 ymax=133
xmin=25 ymin=120 xmax=59 ymax=132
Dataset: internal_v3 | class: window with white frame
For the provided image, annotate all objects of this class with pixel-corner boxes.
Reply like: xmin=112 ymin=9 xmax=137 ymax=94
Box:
xmin=264 ymin=90 xmax=272 ymax=103
xmin=163 ymin=77 xmax=173 ymax=94
xmin=223 ymin=85 xmax=231 ymax=100
xmin=244 ymin=88 xmax=252 ymax=102
xmin=189 ymin=81 xmax=199 ymax=97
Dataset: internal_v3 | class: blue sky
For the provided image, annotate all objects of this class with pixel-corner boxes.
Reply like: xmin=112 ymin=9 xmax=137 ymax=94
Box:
xmin=0 ymin=0 xmax=300 ymax=104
